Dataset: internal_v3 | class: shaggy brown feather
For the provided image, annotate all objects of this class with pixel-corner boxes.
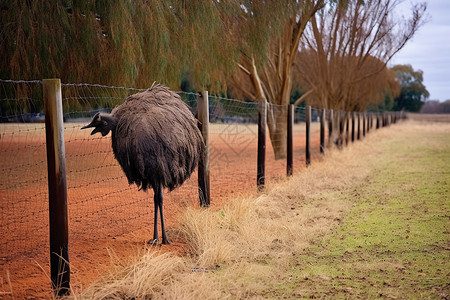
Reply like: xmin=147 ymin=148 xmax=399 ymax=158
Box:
xmin=81 ymin=84 xmax=204 ymax=244
xmin=83 ymin=84 xmax=204 ymax=192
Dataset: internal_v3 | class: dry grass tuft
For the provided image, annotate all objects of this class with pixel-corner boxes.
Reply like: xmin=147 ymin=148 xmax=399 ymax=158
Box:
xmin=74 ymin=250 xmax=185 ymax=299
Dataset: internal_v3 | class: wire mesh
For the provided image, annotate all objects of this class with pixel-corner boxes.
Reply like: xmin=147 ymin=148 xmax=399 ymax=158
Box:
xmin=208 ymin=95 xmax=259 ymax=200
xmin=0 ymin=80 xmax=49 ymax=266
xmin=61 ymin=84 xmax=152 ymax=248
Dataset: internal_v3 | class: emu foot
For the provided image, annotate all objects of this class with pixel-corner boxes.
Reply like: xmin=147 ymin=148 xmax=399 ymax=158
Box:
xmin=147 ymin=238 xmax=159 ymax=246
xmin=147 ymin=238 xmax=170 ymax=245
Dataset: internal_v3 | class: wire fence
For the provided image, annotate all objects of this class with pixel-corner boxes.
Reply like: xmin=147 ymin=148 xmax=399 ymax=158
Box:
xmin=1 ymin=78 xmax=366 ymax=296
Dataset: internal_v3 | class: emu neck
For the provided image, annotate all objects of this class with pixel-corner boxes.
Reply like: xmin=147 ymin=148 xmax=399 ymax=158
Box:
xmin=101 ymin=113 xmax=118 ymax=133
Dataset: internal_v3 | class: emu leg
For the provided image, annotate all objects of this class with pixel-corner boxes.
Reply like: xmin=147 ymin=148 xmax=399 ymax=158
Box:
xmin=157 ymin=185 xmax=170 ymax=244
xmin=148 ymin=188 xmax=160 ymax=245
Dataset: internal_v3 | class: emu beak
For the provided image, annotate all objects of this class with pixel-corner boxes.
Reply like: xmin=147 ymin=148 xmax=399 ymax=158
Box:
xmin=81 ymin=123 xmax=99 ymax=135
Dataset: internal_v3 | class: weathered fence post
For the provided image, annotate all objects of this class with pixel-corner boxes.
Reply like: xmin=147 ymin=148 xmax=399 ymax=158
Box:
xmin=357 ymin=112 xmax=361 ymax=140
xmin=257 ymin=100 xmax=267 ymax=189
xmin=320 ymin=109 xmax=325 ymax=154
xmin=44 ymin=79 xmax=70 ymax=296
xmin=338 ymin=111 xmax=343 ymax=147
xmin=287 ymin=104 xmax=294 ymax=176
xmin=197 ymin=91 xmax=210 ymax=207
xmin=328 ymin=109 xmax=334 ymax=147
xmin=306 ymin=106 xmax=311 ymax=166
xmin=351 ymin=112 xmax=355 ymax=142
xmin=345 ymin=112 xmax=349 ymax=145
xmin=362 ymin=112 xmax=366 ymax=137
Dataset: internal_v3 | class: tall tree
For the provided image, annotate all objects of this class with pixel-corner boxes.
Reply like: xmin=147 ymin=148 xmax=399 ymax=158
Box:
xmin=295 ymin=0 xmax=428 ymax=112
xmin=229 ymin=0 xmax=325 ymax=159
xmin=391 ymin=64 xmax=429 ymax=112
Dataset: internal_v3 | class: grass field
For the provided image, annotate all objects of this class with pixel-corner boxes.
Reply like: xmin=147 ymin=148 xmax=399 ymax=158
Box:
xmin=278 ymin=122 xmax=450 ymax=298
xmin=68 ymin=119 xmax=450 ymax=299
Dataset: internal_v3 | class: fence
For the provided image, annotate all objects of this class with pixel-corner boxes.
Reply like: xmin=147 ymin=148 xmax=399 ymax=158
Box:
xmin=0 ymin=79 xmax=401 ymax=296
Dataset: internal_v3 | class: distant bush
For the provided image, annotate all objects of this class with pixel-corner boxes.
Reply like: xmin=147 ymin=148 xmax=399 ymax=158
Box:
xmin=420 ymin=100 xmax=450 ymax=114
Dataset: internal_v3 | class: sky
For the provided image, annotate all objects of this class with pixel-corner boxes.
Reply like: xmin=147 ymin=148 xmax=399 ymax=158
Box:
xmin=390 ymin=0 xmax=450 ymax=102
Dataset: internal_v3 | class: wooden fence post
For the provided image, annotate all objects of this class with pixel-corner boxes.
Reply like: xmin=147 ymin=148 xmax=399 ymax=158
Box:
xmin=345 ymin=112 xmax=349 ymax=145
xmin=306 ymin=106 xmax=311 ymax=166
xmin=328 ymin=109 xmax=334 ymax=147
xmin=357 ymin=112 xmax=361 ymax=140
xmin=362 ymin=112 xmax=366 ymax=137
xmin=44 ymin=79 xmax=70 ymax=296
xmin=338 ymin=111 xmax=343 ymax=147
xmin=197 ymin=91 xmax=210 ymax=207
xmin=351 ymin=111 xmax=355 ymax=142
xmin=287 ymin=104 xmax=294 ymax=176
xmin=320 ymin=109 xmax=325 ymax=155
xmin=257 ymin=100 xmax=267 ymax=189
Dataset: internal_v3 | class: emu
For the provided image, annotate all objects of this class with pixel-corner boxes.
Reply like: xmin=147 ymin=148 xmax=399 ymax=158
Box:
xmin=82 ymin=84 xmax=204 ymax=245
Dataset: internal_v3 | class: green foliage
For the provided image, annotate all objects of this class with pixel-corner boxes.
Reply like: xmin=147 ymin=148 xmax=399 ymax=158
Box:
xmin=0 ymin=0 xmax=235 ymax=90
xmin=368 ymin=93 xmax=395 ymax=112
xmin=391 ymin=64 xmax=430 ymax=112
xmin=1 ymin=1 xmax=313 ymax=92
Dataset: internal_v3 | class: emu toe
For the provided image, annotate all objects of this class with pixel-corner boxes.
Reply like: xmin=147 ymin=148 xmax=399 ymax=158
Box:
xmin=148 ymin=238 xmax=159 ymax=246
xmin=147 ymin=238 xmax=170 ymax=246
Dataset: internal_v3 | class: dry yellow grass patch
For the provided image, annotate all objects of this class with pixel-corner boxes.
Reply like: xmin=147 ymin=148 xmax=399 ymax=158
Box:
xmin=76 ymin=251 xmax=185 ymax=299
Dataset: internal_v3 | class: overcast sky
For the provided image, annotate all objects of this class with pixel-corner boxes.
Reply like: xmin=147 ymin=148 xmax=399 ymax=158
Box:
xmin=390 ymin=0 xmax=450 ymax=102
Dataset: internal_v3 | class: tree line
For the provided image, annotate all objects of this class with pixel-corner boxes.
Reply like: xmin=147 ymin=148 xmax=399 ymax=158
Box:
xmin=1 ymin=0 xmax=429 ymax=158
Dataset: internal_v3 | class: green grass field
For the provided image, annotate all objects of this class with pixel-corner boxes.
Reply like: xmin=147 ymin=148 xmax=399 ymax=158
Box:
xmin=71 ymin=120 xmax=450 ymax=299
xmin=276 ymin=122 xmax=450 ymax=298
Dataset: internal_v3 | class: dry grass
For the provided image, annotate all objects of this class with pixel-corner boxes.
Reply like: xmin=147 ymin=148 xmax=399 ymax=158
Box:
xmin=73 ymin=250 xmax=186 ymax=299
xmin=69 ymin=121 xmax=429 ymax=299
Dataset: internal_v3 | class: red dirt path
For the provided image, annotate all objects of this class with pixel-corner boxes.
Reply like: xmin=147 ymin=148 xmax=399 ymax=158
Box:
xmin=0 ymin=123 xmax=324 ymax=299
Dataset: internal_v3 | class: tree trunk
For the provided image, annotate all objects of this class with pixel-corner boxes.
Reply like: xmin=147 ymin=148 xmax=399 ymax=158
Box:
xmin=230 ymin=2 xmax=325 ymax=160
xmin=267 ymin=104 xmax=287 ymax=159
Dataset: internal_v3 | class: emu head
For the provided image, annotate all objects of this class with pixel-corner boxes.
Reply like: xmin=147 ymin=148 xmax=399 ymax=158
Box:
xmin=81 ymin=112 xmax=116 ymax=136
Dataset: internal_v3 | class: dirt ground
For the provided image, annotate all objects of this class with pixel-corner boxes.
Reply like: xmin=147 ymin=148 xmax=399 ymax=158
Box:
xmin=0 ymin=122 xmax=324 ymax=299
